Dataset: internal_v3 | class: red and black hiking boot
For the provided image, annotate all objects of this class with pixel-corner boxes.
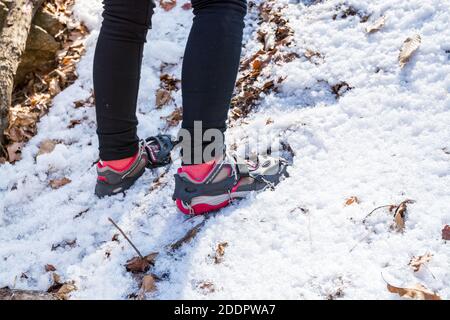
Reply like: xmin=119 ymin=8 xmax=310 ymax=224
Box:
xmin=95 ymin=135 xmax=176 ymax=197
xmin=172 ymin=153 xmax=289 ymax=215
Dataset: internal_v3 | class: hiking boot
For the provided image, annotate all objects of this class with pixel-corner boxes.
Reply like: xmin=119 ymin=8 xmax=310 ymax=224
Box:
xmin=95 ymin=135 xmax=176 ymax=197
xmin=172 ymin=153 xmax=289 ymax=215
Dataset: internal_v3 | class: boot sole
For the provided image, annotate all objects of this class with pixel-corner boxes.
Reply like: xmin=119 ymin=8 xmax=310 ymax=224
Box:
xmin=95 ymin=167 xmax=146 ymax=198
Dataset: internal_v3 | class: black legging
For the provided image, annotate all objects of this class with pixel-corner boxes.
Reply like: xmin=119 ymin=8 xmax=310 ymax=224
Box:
xmin=94 ymin=0 xmax=247 ymax=161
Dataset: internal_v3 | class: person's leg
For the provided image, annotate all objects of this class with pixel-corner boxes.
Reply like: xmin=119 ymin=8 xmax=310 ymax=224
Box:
xmin=181 ymin=0 xmax=247 ymax=164
xmin=94 ymin=0 xmax=156 ymax=162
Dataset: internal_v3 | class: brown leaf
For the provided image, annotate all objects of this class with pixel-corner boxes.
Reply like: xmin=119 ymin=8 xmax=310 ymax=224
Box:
xmin=45 ymin=264 xmax=57 ymax=272
xmin=49 ymin=177 xmax=71 ymax=189
xmin=345 ymin=196 xmax=359 ymax=206
xmin=409 ymin=253 xmax=433 ymax=272
xmin=55 ymin=282 xmax=77 ymax=300
xmin=365 ymin=16 xmax=386 ymax=33
xmin=125 ymin=253 xmax=158 ymax=274
xmin=6 ymin=142 xmax=24 ymax=163
xmin=68 ymin=119 xmax=82 ymax=128
xmin=49 ymin=78 xmax=61 ymax=96
xmin=140 ymin=274 xmax=157 ymax=294
xmin=214 ymin=242 xmax=228 ymax=264
xmin=155 ymin=89 xmax=172 ymax=108
xmin=442 ymin=225 xmax=450 ymax=240
xmin=387 ymin=283 xmax=441 ymax=300
xmin=197 ymin=281 xmax=215 ymax=295
xmin=162 ymin=107 xmax=183 ymax=127
xmin=160 ymin=0 xmax=176 ymax=11
xmin=399 ymin=34 xmax=421 ymax=68
xmin=331 ymin=82 xmax=352 ymax=98
xmin=37 ymin=139 xmax=57 ymax=156
xmin=393 ymin=199 xmax=415 ymax=232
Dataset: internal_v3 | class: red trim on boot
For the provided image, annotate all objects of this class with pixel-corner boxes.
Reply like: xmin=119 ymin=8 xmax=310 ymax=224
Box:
xmin=97 ymin=152 xmax=139 ymax=172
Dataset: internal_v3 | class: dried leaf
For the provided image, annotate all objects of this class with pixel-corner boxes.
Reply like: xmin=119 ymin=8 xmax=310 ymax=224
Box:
xmin=68 ymin=119 xmax=82 ymax=128
xmin=45 ymin=264 xmax=57 ymax=272
xmin=160 ymin=0 xmax=176 ymax=11
xmin=6 ymin=142 xmax=24 ymax=162
xmin=387 ymin=283 xmax=441 ymax=300
xmin=393 ymin=199 xmax=415 ymax=232
xmin=162 ymin=107 xmax=183 ymax=127
xmin=345 ymin=196 xmax=359 ymax=206
xmin=409 ymin=253 xmax=433 ymax=272
xmin=399 ymin=34 xmax=421 ymax=68
xmin=442 ymin=225 xmax=450 ymax=240
xmin=125 ymin=253 xmax=158 ymax=274
xmin=266 ymin=118 xmax=274 ymax=125
xmin=37 ymin=139 xmax=57 ymax=156
xmin=365 ymin=16 xmax=386 ymax=33
xmin=214 ymin=242 xmax=228 ymax=264
xmin=55 ymin=282 xmax=77 ymax=300
xmin=155 ymin=89 xmax=172 ymax=108
xmin=197 ymin=281 xmax=215 ymax=295
xmin=140 ymin=274 xmax=157 ymax=294
xmin=49 ymin=177 xmax=71 ymax=189
xmin=331 ymin=82 xmax=352 ymax=98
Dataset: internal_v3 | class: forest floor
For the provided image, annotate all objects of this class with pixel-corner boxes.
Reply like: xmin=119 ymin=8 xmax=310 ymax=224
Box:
xmin=0 ymin=0 xmax=449 ymax=299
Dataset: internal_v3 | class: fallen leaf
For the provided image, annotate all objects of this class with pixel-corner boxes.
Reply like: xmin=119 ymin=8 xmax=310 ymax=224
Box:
xmin=155 ymin=89 xmax=172 ymax=108
xmin=197 ymin=281 xmax=215 ymax=295
xmin=399 ymin=34 xmax=421 ymax=68
xmin=49 ymin=78 xmax=61 ymax=96
xmin=266 ymin=118 xmax=274 ymax=125
xmin=45 ymin=264 xmax=57 ymax=272
xmin=392 ymin=199 xmax=415 ymax=232
xmin=68 ymin=119 xmax=82 ymax=128
xmin=160 ymin=0 xmax=176 ymax=11
xmin=365 ymin=16 xmax=386 ymax=33
xmin=7 ymin=142 xmax=24 ymax=162
xmin=140 ymin=274 xmax=157 ymax=294
xmin=162 ymin=107 xmax=183 ymax=127
xmin=49 ymin=177 xmax=71 ymax=189
xmin=387 ymin=283 xmax=441 ymax=300
xmin=442 ymin=225 xmax=450 ymax=240
xmin=214 ymin=242 xmax=228 ymax=264
xmin=125 ymin=253 xmax=158 ymax=273
xmin=409 ymin=253 xmax=433 ymax=272
xmin=345 ymin=196 xmax=359 ymax=206
xmin=331 ymin=82 xmax=352 ymax=98
xmin=37 ymin=139 xmax=57 ymax=156
xmin=55 ymin=282 xmax=77 ymax=300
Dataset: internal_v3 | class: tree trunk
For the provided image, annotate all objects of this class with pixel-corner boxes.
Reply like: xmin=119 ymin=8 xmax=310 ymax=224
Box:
xmin=0 ymin=287 xmax=57 ymax=300
xmin=0 ymin=0 xmax=44 ymax=147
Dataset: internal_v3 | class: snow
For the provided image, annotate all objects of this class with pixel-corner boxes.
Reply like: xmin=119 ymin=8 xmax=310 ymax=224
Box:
xmin=1 ymin=0 xmax=449 ymax=299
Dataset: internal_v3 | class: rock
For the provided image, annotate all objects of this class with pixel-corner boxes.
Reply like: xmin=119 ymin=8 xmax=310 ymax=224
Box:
xmin=15 ymin=24 xmax=60 ymax=85
xmin=34 ymin=8 xmax=64 ymax=37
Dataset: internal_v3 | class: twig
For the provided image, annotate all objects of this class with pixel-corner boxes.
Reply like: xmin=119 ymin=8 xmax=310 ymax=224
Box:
xmin=108 ymin=217 xmax=144 ymax=259
xmin=349 ymin=230 xmax=372 ymax=253
xmin=362 ymin=205 xmax=393 ymax=224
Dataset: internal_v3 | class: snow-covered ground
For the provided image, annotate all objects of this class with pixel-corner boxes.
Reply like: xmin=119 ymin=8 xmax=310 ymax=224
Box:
xmin=0 ymin=0 xmax=449 ymax=299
